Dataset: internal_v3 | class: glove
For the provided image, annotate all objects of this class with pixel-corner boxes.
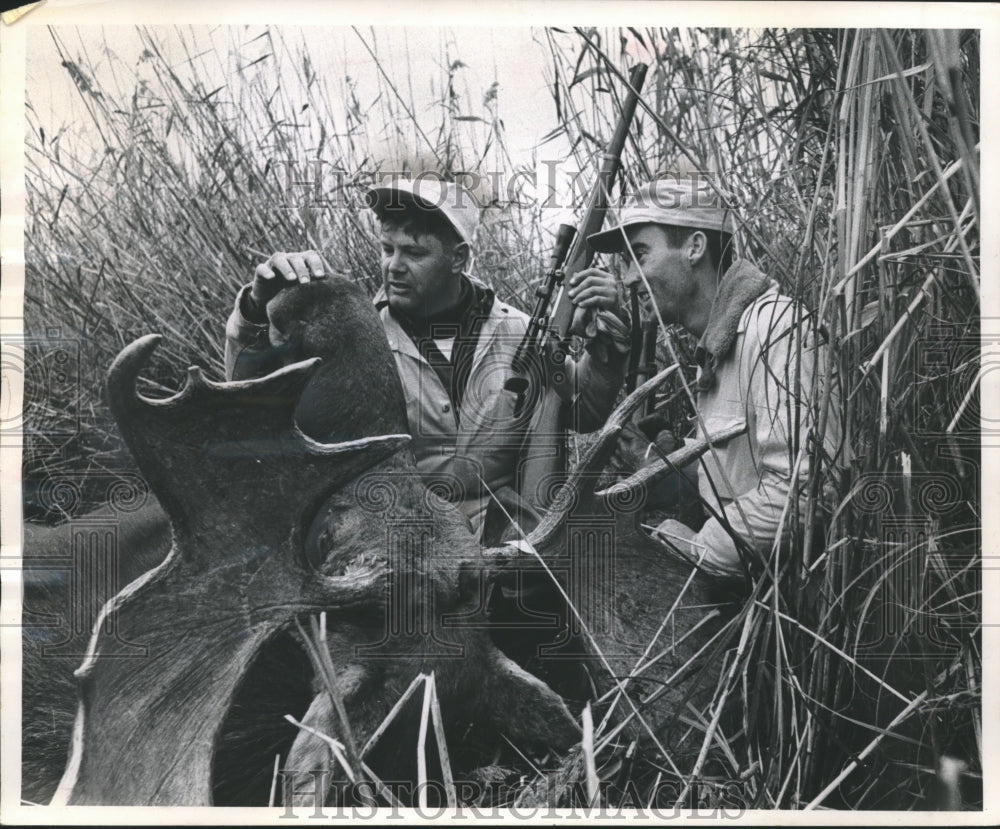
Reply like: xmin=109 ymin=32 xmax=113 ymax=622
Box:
xmin=616 ymin=429 xmax=676 ymax=473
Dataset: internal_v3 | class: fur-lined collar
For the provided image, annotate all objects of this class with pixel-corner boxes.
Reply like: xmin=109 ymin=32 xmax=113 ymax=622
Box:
xmin=695 ymin=259 xmax=774 ymax=392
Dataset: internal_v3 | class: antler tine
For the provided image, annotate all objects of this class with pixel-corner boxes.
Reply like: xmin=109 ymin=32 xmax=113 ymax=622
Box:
xmin=609 ymin=364 xmax=679 ymax=434
xmin=596 ymin=421 xmax=748 ymax=499
xmin=576 ymin=364 xmax=680 ymax=481
xmin=106 ymin=334 xmax=163 ymax=421
xmin=527 ymin=364 xmax=679 ymax=550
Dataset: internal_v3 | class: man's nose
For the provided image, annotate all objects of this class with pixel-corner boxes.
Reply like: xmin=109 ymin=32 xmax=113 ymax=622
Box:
xmin=386 ymin=252 xmax=405 ymax=273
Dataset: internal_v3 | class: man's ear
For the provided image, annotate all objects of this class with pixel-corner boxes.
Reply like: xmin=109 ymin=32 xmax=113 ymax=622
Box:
xmin=451 ymin=241 xmax=471 ymax=275
xmin=687 ymin=230 xmax=708 ymax=266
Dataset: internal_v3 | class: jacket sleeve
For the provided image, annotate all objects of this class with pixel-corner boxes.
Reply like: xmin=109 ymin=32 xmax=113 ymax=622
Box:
xmin=223 ymin=284 xmax=284 ymax=381
xmin=692 ymin=301 xmax=828 ymax=574
xmin=548 ymin=308 xmax=631 ymax=433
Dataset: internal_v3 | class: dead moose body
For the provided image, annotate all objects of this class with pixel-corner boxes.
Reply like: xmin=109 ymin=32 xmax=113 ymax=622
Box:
xmin=25 ymin=279 xmax=729 ymax=807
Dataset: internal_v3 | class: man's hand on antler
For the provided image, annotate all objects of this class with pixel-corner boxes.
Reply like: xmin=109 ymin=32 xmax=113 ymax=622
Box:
xmin=250 ymin=250 xmax=328 ymax=311
xmin=610 ymin=422 xmax=678 ymax=477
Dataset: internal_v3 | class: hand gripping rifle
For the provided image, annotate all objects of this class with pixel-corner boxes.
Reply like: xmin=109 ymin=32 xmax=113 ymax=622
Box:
xmin=510 ymin=62 xmax=648 ymax=513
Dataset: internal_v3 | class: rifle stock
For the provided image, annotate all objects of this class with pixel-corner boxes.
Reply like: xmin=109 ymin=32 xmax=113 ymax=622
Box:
xmin=518 ymin=63 xmax=648 ymax=513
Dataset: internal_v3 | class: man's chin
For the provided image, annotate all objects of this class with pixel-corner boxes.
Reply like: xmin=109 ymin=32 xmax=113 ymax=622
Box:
xmin=387 ymin=295 xmax=419 ymax=316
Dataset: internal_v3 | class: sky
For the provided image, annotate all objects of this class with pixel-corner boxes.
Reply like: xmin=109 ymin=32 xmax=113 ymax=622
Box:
xmin=25 ymin=24 xmax=608 ymax=233
xmin=24 ymin=21 xmax=649 ymax=245
xmin=26 ymin=25 xmax=570 ymax=160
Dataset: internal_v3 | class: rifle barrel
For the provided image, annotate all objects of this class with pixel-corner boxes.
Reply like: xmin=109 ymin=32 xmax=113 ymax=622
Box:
xmin=547 ymin=62 xmax=649 ymax=342
xmin=514 ymin=62 xmax=649 ymax=512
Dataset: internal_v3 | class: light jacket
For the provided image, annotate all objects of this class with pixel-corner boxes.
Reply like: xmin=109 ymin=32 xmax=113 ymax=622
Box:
xmin=690 ymin=278 xmax=841 ymax=574
xmin=225 ymin=281 xmax=628 ymax=536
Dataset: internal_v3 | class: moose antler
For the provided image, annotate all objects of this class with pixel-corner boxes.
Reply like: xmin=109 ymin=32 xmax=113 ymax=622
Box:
xmin=52 ymin=281 xmax=583 ymax=806
xmin=487 ymin=365 xmax=735 ymax=754
xmin=53 ymin=336 xmax=409 ymax=805
xmin=595 ymin=422 xmax=749 ymax=500
xmin=526 ymin=365 xmax=679 ymax=549
xmin=40 ymin=281 xmax=734 ymax=805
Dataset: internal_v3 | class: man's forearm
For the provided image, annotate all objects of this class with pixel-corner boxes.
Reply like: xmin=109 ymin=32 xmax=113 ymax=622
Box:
xmin=224 ymin=283 xmax=274 ymax=381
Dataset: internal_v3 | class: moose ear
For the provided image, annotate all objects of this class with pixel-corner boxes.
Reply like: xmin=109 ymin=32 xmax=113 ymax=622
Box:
xmin=485 ymin=649 xmax=581 ymax=750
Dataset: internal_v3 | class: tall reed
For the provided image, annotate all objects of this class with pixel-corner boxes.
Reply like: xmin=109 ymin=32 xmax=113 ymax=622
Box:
xmin=23 ymin=25 xmax=980 ymax=809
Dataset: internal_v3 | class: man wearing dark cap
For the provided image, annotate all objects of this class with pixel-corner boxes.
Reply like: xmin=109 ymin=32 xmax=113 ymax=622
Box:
xmin=587 ymin=177 xmax=840 ymax=577
xmin=225 ymin=177 xmax=630 ymax=541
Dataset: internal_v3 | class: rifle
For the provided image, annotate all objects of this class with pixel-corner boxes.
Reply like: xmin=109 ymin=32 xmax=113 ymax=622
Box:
xmin=515 ymin=62 xmax=649 ymax=513
xmin=506 ymin=223 xmax=577 ymax=420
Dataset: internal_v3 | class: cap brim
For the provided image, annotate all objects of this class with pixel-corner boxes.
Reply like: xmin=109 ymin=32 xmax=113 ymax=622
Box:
xmin=364 ymin=184 xmax=431 ymax=213
xmin=589 ymin=211 xmax=737 ymax=253
xmin=364 ymin=184 xmax=472 ymax=245
xmin=586 ymin=224 xmax=632 ymax=254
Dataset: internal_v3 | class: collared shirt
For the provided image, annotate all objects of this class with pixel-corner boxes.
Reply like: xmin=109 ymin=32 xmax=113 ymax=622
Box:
xmin=380 ymin=277 xmax=494 ymax=418
xmin=378 ymin=290 xmax=629 ymax=532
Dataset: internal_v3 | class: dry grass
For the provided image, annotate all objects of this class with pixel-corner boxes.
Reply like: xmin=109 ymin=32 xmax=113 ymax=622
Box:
xmin=534 ymin=27 xmax=980 ymax=810
xmin=24 ymin=26 xmax=980 ymax=809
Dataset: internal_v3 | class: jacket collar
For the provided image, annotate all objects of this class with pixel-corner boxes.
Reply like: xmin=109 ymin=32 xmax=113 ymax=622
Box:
xmin=378 ymin=275 xmax=509 ymax=370
xmin=695 ymin=259 xmax=776 ymax=392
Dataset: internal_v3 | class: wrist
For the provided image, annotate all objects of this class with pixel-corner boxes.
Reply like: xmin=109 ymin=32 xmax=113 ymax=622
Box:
xmin=589 ymin=309 xmax=631 ymax=354
xmin=240 ymin=285 xmax=269 ymax=324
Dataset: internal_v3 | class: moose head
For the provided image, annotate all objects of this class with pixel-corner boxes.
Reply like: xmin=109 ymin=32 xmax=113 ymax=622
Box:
xmin=46 ymin=278 xmax=739 ymax=806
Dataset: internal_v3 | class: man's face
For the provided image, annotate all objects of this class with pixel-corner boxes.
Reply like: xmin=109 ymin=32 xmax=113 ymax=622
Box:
xmin=620 ymin=224 xmax=697 ymax=326
xmin=380 ymin=225 xmax=463 ymax=318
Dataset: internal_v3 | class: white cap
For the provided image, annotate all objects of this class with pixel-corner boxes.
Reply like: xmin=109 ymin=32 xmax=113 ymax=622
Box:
xmin=587 ymin=177 xmax=736 ymax=253
xmin=364 ymin=177 xmax=480 ymax=246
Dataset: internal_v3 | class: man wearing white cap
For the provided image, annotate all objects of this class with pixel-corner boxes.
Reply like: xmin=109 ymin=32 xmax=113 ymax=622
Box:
xmin=588 ymin=176 xmax=839 ymax=578
xmin=225 ymin=176 xmax=630 ymax=541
